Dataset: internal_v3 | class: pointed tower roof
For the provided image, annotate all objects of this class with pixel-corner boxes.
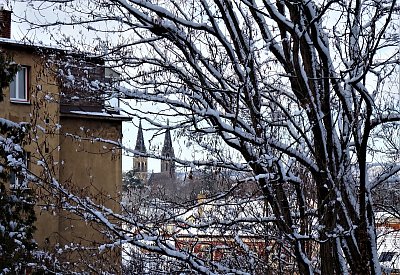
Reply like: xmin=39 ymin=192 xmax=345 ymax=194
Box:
xmin=161 ymin=124 xmax=174 ymax=158
xmin=135 ymin=120 xmax=146 ymax=153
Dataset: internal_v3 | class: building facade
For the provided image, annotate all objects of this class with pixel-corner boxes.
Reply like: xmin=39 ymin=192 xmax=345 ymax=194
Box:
xmin=0 ymin=8 xmax=129 ymax=271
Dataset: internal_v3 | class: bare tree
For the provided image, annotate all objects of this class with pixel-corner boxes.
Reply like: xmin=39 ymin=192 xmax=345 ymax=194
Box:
xmin=12 ymin=0 xmax=400 ymax=274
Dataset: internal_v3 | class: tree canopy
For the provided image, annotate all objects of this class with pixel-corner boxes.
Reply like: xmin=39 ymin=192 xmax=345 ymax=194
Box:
xmin=12 ymin=0 xmax=400 ymax=274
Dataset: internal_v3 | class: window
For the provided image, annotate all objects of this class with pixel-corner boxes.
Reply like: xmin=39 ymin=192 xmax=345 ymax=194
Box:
xmin=379 ymin=252 xmax=396 ymax=262
xmin=10 ymin=66 xmax=29 ymax=102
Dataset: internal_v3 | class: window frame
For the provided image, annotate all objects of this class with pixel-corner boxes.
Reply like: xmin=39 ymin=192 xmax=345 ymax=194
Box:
xmin=10 ymin=66 xmax=29 ymax=103
xmin=379 ymin=251 xmax=396 ymax=262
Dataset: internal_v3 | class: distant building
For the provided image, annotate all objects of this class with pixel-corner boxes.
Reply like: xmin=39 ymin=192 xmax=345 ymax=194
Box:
xmin=148 ymin=124 xmax=177 ymax=183
xmin=130 ymin=122 xmax=179 ymax=199
xmin=129 ymin=124 xmax=242 ymax=202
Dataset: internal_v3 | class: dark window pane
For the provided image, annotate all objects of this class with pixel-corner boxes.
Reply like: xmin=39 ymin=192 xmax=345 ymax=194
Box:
xmin=10 ymin=171 xmax=16 ymax=188
xmin=17 ymin=68 xmax=26 ymax=100
xmin=10 ymin=75 xmax=16 ymax=98
xmin=379 ymin=252 xmax=396 ymax=262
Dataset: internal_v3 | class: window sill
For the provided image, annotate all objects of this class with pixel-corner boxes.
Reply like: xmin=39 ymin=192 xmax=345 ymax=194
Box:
xmin=10 ymin=100 xmax=31 ymax=105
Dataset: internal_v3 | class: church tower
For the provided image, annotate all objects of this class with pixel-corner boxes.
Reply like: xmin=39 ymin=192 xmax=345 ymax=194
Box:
xmin=161 ymin=125 xmax=175 ymax=177
xmin=133 ymin=121 xmax=148 ymax=183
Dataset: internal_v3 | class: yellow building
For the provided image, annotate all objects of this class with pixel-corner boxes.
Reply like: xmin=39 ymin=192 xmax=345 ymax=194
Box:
xmin=0 ymin=8 xmax=129 ymax=271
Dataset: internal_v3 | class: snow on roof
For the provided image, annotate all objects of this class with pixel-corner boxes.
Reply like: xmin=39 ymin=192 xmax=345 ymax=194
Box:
xmin=0 ymin=37 xmax=102 ymax=59
xmin=0 ymin=37 xmax=71 ymax=53
xmin=377 ymin=228 xmax=400 ymax=271
xmin=128 ymin=197 xmax=271 ymax=238
xmin=376 ymin=211 xmax=400 ymax=222
xmin=68 ymin=110 xmax=131 ymax=120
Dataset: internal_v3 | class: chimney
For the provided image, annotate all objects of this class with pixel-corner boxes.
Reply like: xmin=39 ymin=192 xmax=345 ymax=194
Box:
xmin=0 ymin=5 xmax=11 ymax=39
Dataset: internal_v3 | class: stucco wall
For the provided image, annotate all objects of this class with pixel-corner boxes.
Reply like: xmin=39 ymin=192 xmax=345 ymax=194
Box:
xmin=0 ymin=45 xmax=124 ymax=263
xmin=58 ymin=116 xmax=122 ymax=245
xmin=0 ymin=46 xmax=62 ymax=247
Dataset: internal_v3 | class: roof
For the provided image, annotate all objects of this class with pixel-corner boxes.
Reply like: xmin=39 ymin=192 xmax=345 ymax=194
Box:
xmin=0 ymin=38 xmax=103 ymax=62
xmin=0 ymin=37 xmax=60 ymax=50
xmin=60 ymin=109 xmax=131 ymax=121
xmin=148 ymin=171 xmax=176 ymax=184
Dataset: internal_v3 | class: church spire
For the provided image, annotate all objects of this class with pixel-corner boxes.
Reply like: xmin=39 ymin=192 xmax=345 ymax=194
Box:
xmin=161 ymin=126 xmax=174 ymax=158
xmin=135 ymin=120 xmax=146 ymax=154
xmin=161 ymin=122 xmax=175 ymax=176
xmin=133 ymin=120 xmax=148 ymax=184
